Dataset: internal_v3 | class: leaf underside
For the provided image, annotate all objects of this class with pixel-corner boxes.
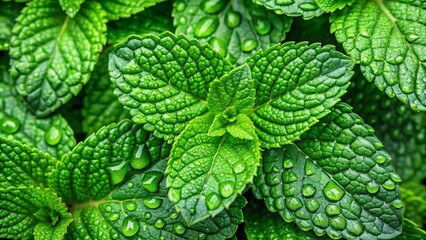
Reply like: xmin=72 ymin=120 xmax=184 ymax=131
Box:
xmin=252 ymin=0 xmax=323 ymax=20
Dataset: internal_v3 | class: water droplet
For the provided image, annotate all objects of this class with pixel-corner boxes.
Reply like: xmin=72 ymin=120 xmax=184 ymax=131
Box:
xmin=194 ymin=17 xmax=219 ymax=38
xmin=272 ymin=166 xmax=280 ymax=173
xmin=323 ymin=181 xmax=345 ymax=202
xmin=406 ymin=34 xmax=420 ymax=42
xmin=285 ymin=197 xmax=303 ymax=211
xmin=233 ymin=161 xmax=245 ymax=174
xmin=208 ymin=37 xmax=227 ymax=57
xmin=206 ymin=193 xmax=221 ymax=210
xmin=173 ymin=222 xmax=186 ymax=235
xmin=143 ymin=197 xmax=162 ymax=209
xmin=144 ymin=212 xmax=151 ymax=219
xmin=302 ymin=184 xmax=316 ymax=197
xmin=201 ymin=0 xmax=225 ymax=14
xmin=125 ymin=201 xmax=137 ymax=211
xmin=276 ymin=0 xmax=295 ymax=6
xmin=175 ymin=1 xmax=186 ymax=12
xmin=130 ymin=144 xmax=151 ymax=170
xmin=282 ymin=171 xmax=298 ymax=183
xmin=330 ymin=216 xmax=346 ymax=230
xmin=390 ymin=173 xmax=402 ymax=183
xmin=313 ymin=213 xmax=329 ymax=228
xmin=374 ymin=154 xmax=386 ymax=164
xmin=305 ymin=198 xmax=320 ymax=212
xmin=219 ymin=181 xmax=234 ymax=198
xmin=141 ymin=171 xmax=163 ymax=193
xmin=382 ymin=179 xmax=396 ymax=190
xmin=104 ymin=205 xmax=112 ymax=212
xmin=241 ymin=39 xmax=258 ymax=53
xmin=391 ymin=199 xmax=403 ymax=209
xmin=347 ymin=220 xmax=364 ymax=236
xmin=110 ymin=230 xmax=119 ymax=239
xmin=44 ymin=125 xmax=62 ymax=146
xmin=0 ymin=116 xmax=20 ymax=134
xmin=254 ymin=17 xmax=271 ymax=35
xmin=109 ymin=213 xmax=120 ymax=221
xmin=108 ymin=161 xmax=130 ymax=185
xmin=325 ymin=204 xmax=341 ymax=216
xmin=178 ymin=16 xmax=187 ymax=25
xmin=298 ymin=3 xmax=318 ymax=11
xmin=225 ymin=10 xmax=241 ymax=28
xmin=168 ymin=188 xmax=181 ymax=203
xmin=394 ymin=56 xmax=404 ymax=64
xmin=127 ymin=182 xmax=134 ymax=189
xmin=283 ymin=158 xmax=294 ymax=169
xmin=170 ymin=212 xmax=178 ymax=219
xmin=122 ymin=217 xmax=140 ymax=237
xmin=198 ymin=233 xmax=207 ymax=239
xmin=304 ymin=160 xmax=315 ymax=175
xmin=154 ymin=219 xmax=165 ymax=229
xmin=374 ymin=142 xmax=384 ymax=150
xmin=359 ymin=30 xmax=370 ymax=37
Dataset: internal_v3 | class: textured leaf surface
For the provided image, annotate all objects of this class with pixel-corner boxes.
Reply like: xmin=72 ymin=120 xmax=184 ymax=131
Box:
xmin=253 ymin=0 xmax=323 ymax=19
xmin=0 ymin=187 xmax=72 ymax=240
xmin=0 ymin=1 xmax=21 ymax=50
xmin=315 ymin=0 xmax=354 ymax=12
xmin=393 ymin=219 xmax=426 ymax=240
xmin=0 ymin=81 xmax=76 ymax=160
xmin=99 ymin=0 xmax=163 ymax=20
xmin=400 ymin=183 xmax=426 ymax=228
xmin=330 ymin=0 xmax=426 ymax=111
xmin=50 ymin=119 xmax=170 ymax=203
xmin=82 ymin=50 xmax=131 ymax=135
xmin=66 ymin=153 xmax=244 ymax=239
xmin=244 ymin=201 xmax=329 ymax=239
xmin=173 ymin=0 xmax=293 ymax=64
xmin=166 ymin=114 xmax=260 ymax=225
xmin=109 ymin=32 xmax=233 ymax=142
xmin=343 ymin=74 xmax=426 ymax=182
xmin=247 ymin=42 xmax=354 ymax=148
xmin=59 ymin=0 xmax=85 ymax=17
xmin=9 ymin=0 xmax=107 ymax=116
xmin=253 ymin=103 xmax=403 ymax=239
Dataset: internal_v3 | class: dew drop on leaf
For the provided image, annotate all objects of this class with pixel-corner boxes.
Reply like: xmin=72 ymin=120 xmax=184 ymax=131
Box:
xmin=170 ymin=212 xmax=179 ymax=219
xmin=206 ymin=192 xmax=222 ymax=210
xmin=313 ymin=212 xmax=329 ymax=228
xmin=143 ymin=197 xmax=162 ymax=209
xmin=168 ymin=188 xmax=181 ymax=203
xmin=241 ymin=39 xmax=258 ymax=52
xmin=130 ymin=144 xmax=151 ymax=170
xmin=283 ymin=158 xmax=294 ymax=169
xmin=173 ymin=222 xmax=186 ymax=235
xmin=201 ymin=0 xmax=225 ymax=14
xmin=254 ymin=17 xmax=271 ymax=36
xmin=104 ymin=205 xmax=112 ymax=213
xmin=298 ymin=2 xmax=318 ymax=11
xmin=347 ymin=220 xmax=364 ymax=236
xmin=330 ymin=215 xmax=346 ymax=230
xmin=366 ymin=181 xmax=380 ymax=194
xmin=406 ymin=34 xmax=420 ymax=42
xmin=391 ymin=199 xmax=403 ymax=209
xmin=127 ymin=182 xmax=134 ymax=189
xmin=0 ymin=116 xmax=20 ymax=134
xmin=110 ymin=230 xmax=119 ymax=239
xmin=323 ymin=181 xmax=345 ymax=201
xmin=276 ymin=0 xmax=295 ymax=6
xmin=219 ymin=181 xmax=234 ymax=198
xmin=194 ymin=17 xmax=219 ymax=38
xmin=390 ymin=172 xmax=402 ymax=183
xmin=141 ymin=171 xmax=163 ymax=193
xmin=44 ymin=125 xmax=62 ymax=146
xmin=154 ymin=219 xmax=166 ymax=229
xmin=208 ymin=37 xmax=227 ymax=57
xmin=305 ymin=198 xmax=320 ymax=212
xmin=382 ymin=179 xmax=396 ymax=190
xmin=225 ymin=10 xmax=241 ymax=28
xmin=282 ymin=171 xmax=298 ymax=183
xmin=304 ymin=160 xmax=315 ymax=175
xmin=175 ymin=1 xmax=186 ymax=12
xmin=125 ymin=201 xmax=137 ymax=211
xmin=109 ymin=213 xmax=120 ymax=221
xmin=122 ymin=217 xmax=140 ymax=237
xmin=302 ymin=184 xmax=316 ymax=197
xmin=198 ymin=233 xmax=207 ymax=239
xmin=144 ymin=212 xmax=152 ymax=219
xmin=285 ymin=197 xmax=303 ymax=211
xmin=373 ymin=154 xmax=386 ymax=164
xmin=108 ymin=161 xmax=130 ymax=185
xmin=325 ymin=204 xmax=341 ymax=216
xmin=233 ymin=161 xmax=245 ymax=174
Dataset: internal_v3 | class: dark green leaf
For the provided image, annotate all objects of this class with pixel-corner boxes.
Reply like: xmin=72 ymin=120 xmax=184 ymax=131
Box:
xmin=0 ymin=1 xmax=21 ymax=50
xmin=252 ymin=0 xmax=323 ymax=19
xmin=400 ymin=183 xmax=426 ymax=228
xmin=393 ymin=219 xmax=426 ymax=240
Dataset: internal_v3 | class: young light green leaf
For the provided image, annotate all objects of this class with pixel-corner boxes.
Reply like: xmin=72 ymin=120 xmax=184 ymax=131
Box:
xmin=9 ymin=0 xmax=107 ymax=116
xmin=330 ymin=0 xmax=426 ymax=111
xmin=82 ymin=49 xmax=131 ymax=135
xmin=400 ymin=183 xmax=426 ymax=228
xmin=66 ymin=156 xmax=244 ymax=239
xmin=226 ymin=114 xmax=257 ymax=140
xmin=393 ymin=219 xmax=426 ymax=240
xmin=247 ymin=42 xmax=354 ymax=148
xmin=315 ymin=0 xmax=354 ymax=12
xmin=59 ymin=0 xmax=85 ymax=17
xmin=208 ymin=114 xmax=227 ymax=137
xmin=99 ymin=0 xmax=164 ymax=20
xmin=253 ymin=102 xmax=403 ymax=239
xmin=166 ymin=113 xmax=260 ymax=225
xmin=343 ymin=73 xmax=426 ymax=182
xmin=0 ymin=187 xmax=72 ymax=240
xmin=50 ymin=119 xmax=171 ymax=203
xmin=173 ymin=0 xmax=293 ymax=64
xmin=0 ymin=1 xmax=21 ymax=50
xmin=109 ymin=32 xmax=233 ymax=143
xmin=207 ymin=64 xmax=255 ymax=115
xmin=252 ymin=0 xmax=323 ymax=19
xmin=0 ymin=81 xmax=76 ymax=160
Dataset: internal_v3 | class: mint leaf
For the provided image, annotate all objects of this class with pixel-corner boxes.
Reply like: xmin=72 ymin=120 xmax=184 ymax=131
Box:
xmin=166 ymin=113 xmax=260 ymax=224
xmin=99 ymin=0 xmax=163 ymax=20
xmin=253 ymin=0 xmax=323 ymax=19
xmin=0 ymin=81 xmax=76 ymax=160
xmin=0 ymin=1 xmax=21 ymax=50
xmin=315 ymin=0 xmax=353 ymax=12
xmin=66 ymin=153 xmax=244 ymax=239
xmin=330 ymin=0 xmax=426 ymax=111
xmin=82 ymin=49 xmax=131 ymax=135
xmin=247 ymin=42 xmax=354 ymax=148
xmin=208 ymin=114 xmax=227 ymax=137
xmin=253 ymin=102 xmax=403 ymax=239
xmin=9 ymin=0 xmax=107 ymax=116
xmin=400 ymin=183 xmax=426 ymax=228
xmin=0 ymin=137 xmax=56 ymax=188
xmin=393 ymin=219 xmax=426 ymax=240
xmin=0 ymin=187 xmax=72 ymax=240
xmin=207 ymin=64 xmax=255 ymax=115
xmin=59 ymin=0 xmax=85 ymax=17
xmin=109 ymin=32 xmax=233 ymax=142
xmin=226 ymin=114 xmax=257 ymax=140
xmin=173 ymin=0 xmax=293 ymax=64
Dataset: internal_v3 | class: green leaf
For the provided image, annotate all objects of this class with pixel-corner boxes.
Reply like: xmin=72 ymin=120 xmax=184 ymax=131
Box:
xmin=253 ymin=102 xmax=403 ymax=239
xmin=109 ymin=32 xmax=233 ymax=143
xmin=330 ymin=0 xmax=426 ymax=111
xmin=0 ymin=137 xmax=56 ymax=188
xmin=0 ymin=81 xmax=76 ymax=160
xmin=50 ymin=119 xmax=171 ymax=203
xmin=315 ymin=0 xmax=353 ymax=12
xmin=343 ymin=73 xmax=426 ymax=182
xmin=0 ymin=1 xmax=21 ymax=50
xmin=208 ymin=114 xmax=227 ymax=137
xmin=99 ymin=0 xmax=164 ymax=20
xmin=9 ymin=0 xmax=107 ymax=116
xmin=247 ymin=42 xmax=354 ymax=148
xmin=0 ymin=187 xmax=72 ymax=240
xmin=107 ymin=1 xmax=174 ymax=45
xmin=244 ymin=200 xmax=330 ymax=239
xmin=207 ymin=64 xmax=255 ymax=115
xmin=252 ymin=0 xmax=323 ymax=20
xmin=226 ymin=114 xmax=257 ymax=140
xmin=400 ymin=183 xmax=426 ymax=228
xmin=393 ymin=219 xmax=426 ymax=240
xmin=66 ymin=153 xmax=244 ymax=239
xmin=59 ymin=0 xmax=85 ymax=17
xmin=173 ymin=0 xmax=293 ymax=64
xmin=166 ymin=113 xmax=260 ymax=225
xmin=82 ymin=49 xmax=131 ymax=135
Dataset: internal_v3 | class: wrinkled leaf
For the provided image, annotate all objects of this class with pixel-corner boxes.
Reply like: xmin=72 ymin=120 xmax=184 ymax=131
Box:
xmin=315 ymin=0 xmax=353 ymax=12
xmin=252 ymin=0 xmax=323 ymax=19
xmin=59 ymin=0 xmax=85 ymax=17
xmin=0 ymin=1 xmax=21 ymax=50
xmin=99 ymin=0 xmax=164 ymax=20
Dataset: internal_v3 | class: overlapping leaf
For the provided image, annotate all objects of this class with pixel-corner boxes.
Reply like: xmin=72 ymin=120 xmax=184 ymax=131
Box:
xmin=59 ymin=0 xmax=85 ymax=17
xmin=393 ymin=219 xmax=426 ymax=240
xmin=330 ymin=0 xmax=426 ymax=111
xmin=0 ymin=1 xmax=21 ymax=50
xmin=173 ymin=0 xmax=293 ymax=64
xmin=9 ymin=0 xmax=107 ymax=116
xmin=252 ymin=0 xmax=323 ymax=19
xmin=247 ymin=42 xmax=354 ymax=148
xmin=109 ymin=32 xmax=233 ymax=143
xmin=98 ymin=0 xmax=164 ymax=20
xmin=315 ymin=0 xmax=354 ymax=12
xmin=253 ymin=103 xmax=403 ymax=239
xmin=400 ymin=183 xmax=426 ymax=228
